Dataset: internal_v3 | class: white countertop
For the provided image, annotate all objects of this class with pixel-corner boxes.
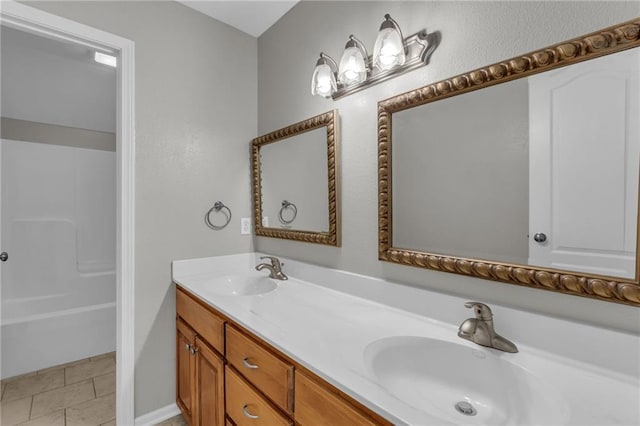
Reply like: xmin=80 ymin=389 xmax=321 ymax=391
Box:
xmin=173 ymin=253 xmax=640 ymax=426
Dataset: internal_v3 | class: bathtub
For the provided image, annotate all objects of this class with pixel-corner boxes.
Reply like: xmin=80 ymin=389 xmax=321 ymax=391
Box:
xmin=1 ymin=273 xmax=116 ymax=379
xmin=1 ymin=139 xmax=117 ymax=379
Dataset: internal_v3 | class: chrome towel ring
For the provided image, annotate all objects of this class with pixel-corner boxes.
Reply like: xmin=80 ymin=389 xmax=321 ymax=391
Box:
xmin=205 ymin=201 xmax=232 ymax=230
xmin=278 ymin=200 xmax=297 ymax=225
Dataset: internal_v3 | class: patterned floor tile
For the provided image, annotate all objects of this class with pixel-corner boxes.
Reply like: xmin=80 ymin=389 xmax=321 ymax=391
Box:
xmin=2 ymin=370 xmax=64 ymax=402
xmin=93 ymin=373 xmax=115 ymax=398
xmin=0 ymin=395 xmax=32 ymax=426
xmin=66 ymin=393 xmax=116 ymax=426
xmin=30 ymin=380 xmax=94 ymax=418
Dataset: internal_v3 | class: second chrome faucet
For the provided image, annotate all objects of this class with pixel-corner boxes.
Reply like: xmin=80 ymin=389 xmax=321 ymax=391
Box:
xmin=458 ymin=302 xmax=518 ymax=353
xmin=255 ymin=256 xmax=288 ymax=280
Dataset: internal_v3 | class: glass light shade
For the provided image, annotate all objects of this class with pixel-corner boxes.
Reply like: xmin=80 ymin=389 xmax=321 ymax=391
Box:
xmin=338 ymin=46 xmax=367 ymax=85
xmin=373 ymin=26 xmax=406 ymax=70
xmin=311 ymin=62 xmax=337 ymax=98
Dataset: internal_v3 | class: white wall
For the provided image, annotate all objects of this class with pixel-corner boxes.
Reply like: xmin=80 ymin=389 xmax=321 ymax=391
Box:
xmin=257 ymin=1 xmax=640 ymax=334
xmin=24 ymin=0 xmax=257 ymax=416
xmin=1 ymin=26 xmax=116 ymax=133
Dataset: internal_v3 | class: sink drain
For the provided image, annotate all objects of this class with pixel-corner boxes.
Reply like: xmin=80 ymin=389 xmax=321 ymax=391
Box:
xmin=454 ymin=401 xmax=477 ymax=416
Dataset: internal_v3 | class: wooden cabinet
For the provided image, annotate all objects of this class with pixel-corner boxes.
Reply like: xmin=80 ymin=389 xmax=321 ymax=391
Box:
xmin=176 ymin=288 xmax=225 ymax=353
xmin=225 ymin=366 xmax=292 ymax=426
xmin=295 ymin=370 xmax=387 ymax=426
xmin=176 ymin=286 xmax=391 ymax=426
xmin=194 ymin=336 xmax=225 ymax=426
xmin=226 ymin=324 xmax=294 ymax=414
xmin=176 ymin=289 xmax=226 ymax=426
xmin=176 ymin=319 xmax=196 ymax=425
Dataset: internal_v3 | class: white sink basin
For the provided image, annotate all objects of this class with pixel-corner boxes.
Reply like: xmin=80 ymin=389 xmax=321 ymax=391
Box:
xmin=198 ymin=274 xmax=278 ymax=296
xmin=363 ymin=336 xmax=568 ymax=425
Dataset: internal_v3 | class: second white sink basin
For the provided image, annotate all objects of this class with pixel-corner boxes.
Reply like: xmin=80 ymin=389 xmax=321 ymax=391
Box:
xmin=363 ymin=336 xmax=568 ymax=425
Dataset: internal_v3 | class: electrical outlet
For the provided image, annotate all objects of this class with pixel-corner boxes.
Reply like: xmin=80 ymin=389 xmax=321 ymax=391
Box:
xmin=262 ymin=216 xmax=269 ymax=227
xmin=240 ymin=217 xmax=251 ymax=235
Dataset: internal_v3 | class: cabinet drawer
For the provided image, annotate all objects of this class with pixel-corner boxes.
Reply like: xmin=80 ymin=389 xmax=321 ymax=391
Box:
xmin=225 ymin=366 xmax=292 ymax=426
xmin=295 ymin=370 xmax=391 ymax=426
xmin=226 ymin=325 xmax=294 ymax=414
xmin=176 ymin=287 xmax=225 ymax=354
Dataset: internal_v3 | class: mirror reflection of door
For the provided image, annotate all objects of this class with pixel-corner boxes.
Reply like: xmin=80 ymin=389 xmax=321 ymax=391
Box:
xmin=528 ymin=48 xmax=639 ymax=279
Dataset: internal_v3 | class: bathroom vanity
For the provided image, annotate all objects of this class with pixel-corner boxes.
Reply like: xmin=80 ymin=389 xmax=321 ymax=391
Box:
xmin=173 ymin=253 xmax=640 ymax=426
xmin=175 ymin=282 xmax=390 ymax=426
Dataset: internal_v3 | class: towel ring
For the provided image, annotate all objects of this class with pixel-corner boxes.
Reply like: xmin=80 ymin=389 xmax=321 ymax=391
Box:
xmin=205 ymin=201 xmax=232 ymax=230
xmin=278 ymin=200 xmax=297 ymax=225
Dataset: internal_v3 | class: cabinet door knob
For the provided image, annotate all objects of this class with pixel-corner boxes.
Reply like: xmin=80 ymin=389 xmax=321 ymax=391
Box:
xmin=185 ymin=343 xmax=190 ymax=351
xmin=242 ymin=357 xmax=259 ymax=369
xmin=189 ymin=346 xmax=198 ymax=355
xmin=0 ymin=252 xmax=7 ymax=262
xmin=242 ymin=404 xmax=259 ymax=419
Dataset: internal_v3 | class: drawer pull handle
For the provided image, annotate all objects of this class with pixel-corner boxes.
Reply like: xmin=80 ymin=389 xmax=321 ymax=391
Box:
xmin=242 ymin=357 xmax=259 ymax=369
xmin=242 ymin=404 xmax=259 ymax=419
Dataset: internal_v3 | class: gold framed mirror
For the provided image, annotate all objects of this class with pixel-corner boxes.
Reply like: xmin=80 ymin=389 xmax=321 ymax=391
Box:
xmin=378 ymin=19 xmax=640 ymax=305
xmin=253 ymin=110 xmax=340 ymax=246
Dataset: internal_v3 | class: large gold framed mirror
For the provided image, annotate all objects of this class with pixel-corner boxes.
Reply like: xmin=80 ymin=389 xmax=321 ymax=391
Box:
xmin=378 ymin=19 xmax=640 ymax=305
xmin=253 ymin=110 xmax=340 ymax=246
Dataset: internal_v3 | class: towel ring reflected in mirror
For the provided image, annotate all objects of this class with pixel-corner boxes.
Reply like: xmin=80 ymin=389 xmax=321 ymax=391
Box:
xmin=205 ymin=201 xmax=232 ymax=230
xmin=278 ymin=200 xmax=298 ymax=225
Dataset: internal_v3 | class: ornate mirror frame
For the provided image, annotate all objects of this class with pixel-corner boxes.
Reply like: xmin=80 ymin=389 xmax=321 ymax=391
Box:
xmin=253 ymin=110 xmax=341 ymax=246
xmin=378 ymin=19 xmax=640 ymax=306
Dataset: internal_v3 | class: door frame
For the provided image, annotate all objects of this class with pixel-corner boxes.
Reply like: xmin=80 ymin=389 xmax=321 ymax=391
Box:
xmin=0 ymin=2 xmax=136 ymax=424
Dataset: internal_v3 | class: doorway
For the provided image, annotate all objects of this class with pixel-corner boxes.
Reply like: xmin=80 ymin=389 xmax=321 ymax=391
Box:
xmin=0 ymin=2 xmax=135 ymax=424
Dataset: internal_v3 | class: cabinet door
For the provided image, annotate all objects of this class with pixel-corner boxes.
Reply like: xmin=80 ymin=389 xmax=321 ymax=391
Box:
xmin=177 ymin=319 xmax=196 ymax=425
xmin=194 ymin=336 xmax=225 ymax=426
xmin=295 ymin=370 xmax=391 ymax=426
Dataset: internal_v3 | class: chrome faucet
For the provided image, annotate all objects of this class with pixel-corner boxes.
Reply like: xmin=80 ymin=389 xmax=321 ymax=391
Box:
xmin=458 ymin=302 xmax=518 ymax=353
xmin=255 ymin=256 xmax=288 ymax=280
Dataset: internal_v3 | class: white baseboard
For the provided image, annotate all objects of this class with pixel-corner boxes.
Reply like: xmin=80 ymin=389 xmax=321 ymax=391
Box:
xmin=134 ymin=403 xmax=180 ymax=426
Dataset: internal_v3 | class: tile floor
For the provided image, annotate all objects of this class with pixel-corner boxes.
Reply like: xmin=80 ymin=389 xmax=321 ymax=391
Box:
xmin=1 ymin=352 xmax=115 ymax=426
xmin=156 ymin=414 xmax=187 ymax=425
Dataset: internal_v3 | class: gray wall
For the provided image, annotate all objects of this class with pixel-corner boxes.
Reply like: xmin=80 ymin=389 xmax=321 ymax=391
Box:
xmin=24 ymin=1 xmax=257 ymax=416
xmin=260 ymin=127 xmax=330 ymax=232
xmin=257 ymin=1 xmax=640 ymax=333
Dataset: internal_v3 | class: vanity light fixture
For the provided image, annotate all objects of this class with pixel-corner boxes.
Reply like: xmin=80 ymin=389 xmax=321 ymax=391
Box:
xmin=311 ymin=14 xmax=437 ymax=100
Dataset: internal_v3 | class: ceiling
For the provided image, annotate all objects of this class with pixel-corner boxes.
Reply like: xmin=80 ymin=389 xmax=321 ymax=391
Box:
xmin=177 ymin=1 xmax=299 ymax=37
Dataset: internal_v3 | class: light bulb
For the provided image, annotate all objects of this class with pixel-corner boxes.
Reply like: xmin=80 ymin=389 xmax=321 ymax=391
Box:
xmin=338 ymin=46 xmax=367 ymax=85
xmin=311 ymin=62 xmax=336 ymax=98
xmin=373 ymin=17 xmax=406 ymax=71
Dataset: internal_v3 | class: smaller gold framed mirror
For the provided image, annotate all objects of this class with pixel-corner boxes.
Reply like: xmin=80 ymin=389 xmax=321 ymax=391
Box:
xmin=252 ymin=110 xmax=340 ymax=246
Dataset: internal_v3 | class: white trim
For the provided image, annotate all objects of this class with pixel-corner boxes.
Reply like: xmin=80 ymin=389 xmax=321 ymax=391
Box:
xmin=0 ymin=2 xmax=136 ymax=425
xmin=134 ymin=403 xmax=181 ymax=426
